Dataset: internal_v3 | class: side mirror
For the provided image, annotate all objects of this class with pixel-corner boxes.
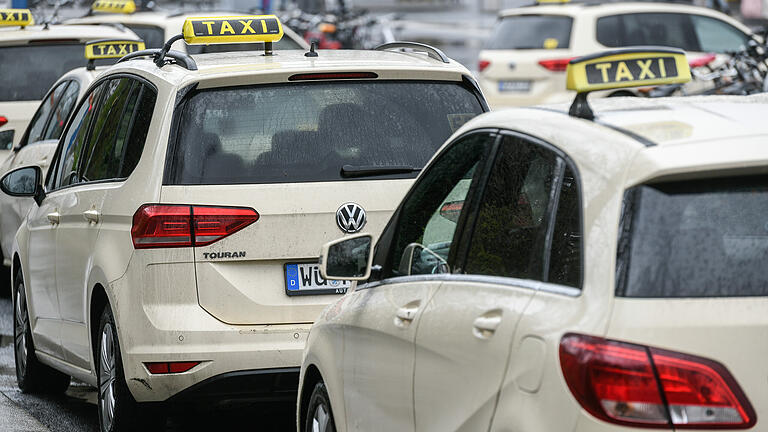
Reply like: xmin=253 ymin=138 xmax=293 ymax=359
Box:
xmin=0 ymin=165 xmax=45 ymax=205
xmin=320 ymin=233 xmax=374 ymax=281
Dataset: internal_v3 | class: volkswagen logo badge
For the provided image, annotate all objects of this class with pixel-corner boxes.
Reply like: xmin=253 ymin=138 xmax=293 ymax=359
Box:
xmin=336 ymin=202 xmax=367 ymax=234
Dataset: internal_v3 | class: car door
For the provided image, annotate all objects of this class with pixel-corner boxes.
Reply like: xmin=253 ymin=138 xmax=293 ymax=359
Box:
xmin=55 ymin=77 xmax=143 ymax=368
xmin=339 ymin=131 xmax=495 ymax=432
xmin=413 ymin=132 xmax=583 ymax=431
xmin=24 ymin=82 xmax=105 ymax=359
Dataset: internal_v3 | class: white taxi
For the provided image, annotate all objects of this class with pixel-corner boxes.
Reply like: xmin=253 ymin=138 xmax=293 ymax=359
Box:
xmin=301 ymin=48 xmax=766 ymax=432
xmin=0 ymin=15 xmax=487 ymax=432
xmin=65 ymin=0 xmax=309 ymax=51
xmin=477 ymin=1 xmax=753 ymax=107
xmin=0 ymin=9 xmax=139 ymax=154
xmin=0 ymin=39 xmax=144 ymax=294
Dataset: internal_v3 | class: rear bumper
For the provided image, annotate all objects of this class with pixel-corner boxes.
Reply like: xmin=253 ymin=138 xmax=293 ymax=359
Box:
xmin=166 ymin=367 xmax=299 ymax=405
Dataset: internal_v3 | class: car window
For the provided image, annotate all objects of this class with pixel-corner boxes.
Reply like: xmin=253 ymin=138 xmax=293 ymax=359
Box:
xmin=596 ymin=13 xmax=699 ymax=51
xmin=617 ymin=175 xmax=768 ymax=298
xmin=486 ymin=15 xmax=573 ymax=50
xmin=43 ymin=80 xmax=80 ymax=141
xmin=690 ymin=15 xmax=748 ymax=52
xmin=185 ymin=37 xmax=303 ymax=54
xmin=169 ymin=81 xmax=485 ymax=185
xmin=81 ymin=78 xmax=137 ymax=182
xmin=382 ymin=132 xmax=492 ymax=278
xmin=124 ymin=24 xmax=166 ymax=49
xmin=548 ymin=165 xmax=582 ymax=287
xmin=23 ymin=81 xmax=69 ymax=147
xmin=118 ymin=83 xmax=155 ymax=178
xmin=54 ymin=82 xmax=105 ymax=189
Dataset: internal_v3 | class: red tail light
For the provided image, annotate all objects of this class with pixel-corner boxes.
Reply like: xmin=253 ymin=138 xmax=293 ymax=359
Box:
xmin=560 ymin=334 xmax=756 ymax=429
xmin=145 ymin=361 xmax=200 ymax=374
xmin=288 ymin=72 xmax=378 ymax=81
xmin=131 ymin=204 xmax=259 ymax=249
xmin=689 ymin=54 xmax=716 ymax=68
xmin=478 ymin=60 xmax=490 ymax=72
xmin=0 ymin=116 xmax=7 ymax=127
xmin=538 ymin=58 xmax=574 ymax=72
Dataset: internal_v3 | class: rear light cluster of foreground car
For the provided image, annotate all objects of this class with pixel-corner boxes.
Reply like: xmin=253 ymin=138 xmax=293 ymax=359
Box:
xmin=131 ymin=204 xmax=260 ymax=249
xmin=560 ymin=333 xmax=756 ymax=429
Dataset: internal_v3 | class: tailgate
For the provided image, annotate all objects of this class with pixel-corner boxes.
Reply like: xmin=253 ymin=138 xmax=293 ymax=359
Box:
xmin=161 ymin=180 xmax=411 ymax=325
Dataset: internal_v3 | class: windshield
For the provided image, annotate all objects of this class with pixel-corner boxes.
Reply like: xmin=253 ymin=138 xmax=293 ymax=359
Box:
xmin=486 ymin=15 xmax=573 ymax=50
xmin=125 ymin=24 xmax=166 ymax=48
xmin=0 ymin=43 xmax=115 ymax=101
xmin=617 ymin=176 xmax=768 ymax=298
xmin=168 ymin=80 xmax=485 ymax=185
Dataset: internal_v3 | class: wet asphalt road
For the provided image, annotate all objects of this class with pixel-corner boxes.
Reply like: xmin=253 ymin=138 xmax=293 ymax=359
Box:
xmin=0 ymin=296 xmax=297 ymax=432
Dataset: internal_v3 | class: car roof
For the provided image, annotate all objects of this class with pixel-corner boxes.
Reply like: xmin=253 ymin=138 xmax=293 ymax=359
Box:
xmin=104 ymin=48 xmax=474 ymax=89
xmin=0 ymin=23 xmax=137 ymax=44
xmin=500 ymin=1 xmax=743 ymax=19
xmin=455 ymin=95 xmax=768 ymax=189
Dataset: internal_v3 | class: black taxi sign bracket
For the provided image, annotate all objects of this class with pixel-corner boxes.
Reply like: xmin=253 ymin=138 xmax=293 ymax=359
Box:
xmin=565 ymin=47 xmax=691 ymax=120
xmin=91 ymin=0 xmax=136 ymax=14
xmin=0 ymin=8 xmax=34 ymax=27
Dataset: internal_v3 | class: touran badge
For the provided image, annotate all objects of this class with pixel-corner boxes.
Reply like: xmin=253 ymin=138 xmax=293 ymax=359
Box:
xmin=336 ymin=203 xmax=366 ymax=233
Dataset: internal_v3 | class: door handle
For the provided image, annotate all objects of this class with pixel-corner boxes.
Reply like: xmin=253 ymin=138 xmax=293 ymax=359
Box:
xmin=473 ymin=311 xmax=502 ymax=339
xmin=83 ymin=209 xmax=100 ymax=223
xmin=395 ymin=306 xmax=418 ymax=322
xmin=47 ymin=212 xmax=60 ymax=224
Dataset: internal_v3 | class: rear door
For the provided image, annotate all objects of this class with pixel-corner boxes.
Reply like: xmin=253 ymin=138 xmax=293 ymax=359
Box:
xmin=607 ymin=175 xmax=768 ymax=428
xmin=160 ymin=79 xmax=486 ymax=325
xmin=413 ymin=132 xmax=582 ymax=431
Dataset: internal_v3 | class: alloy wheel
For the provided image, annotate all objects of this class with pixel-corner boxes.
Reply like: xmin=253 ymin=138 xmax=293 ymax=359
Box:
xmin=14 ymin=282 xmax=27 ymax=378
xmin=99 ymin=323 xmax=117 ymax=431
xmin=312 ymin=403 xmax=331 ymax=432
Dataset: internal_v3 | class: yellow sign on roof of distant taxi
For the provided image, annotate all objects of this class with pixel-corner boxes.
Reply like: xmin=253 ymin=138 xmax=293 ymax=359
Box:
xmin=181 ymin=15 xmax=284 ymax=44
xmin=0 ymin=9 xmax=34 ymax=27
xmin=85 ymin=39 xmax=145 ymax=59
xmin=91 ymin=0 xmax=136 ymax=14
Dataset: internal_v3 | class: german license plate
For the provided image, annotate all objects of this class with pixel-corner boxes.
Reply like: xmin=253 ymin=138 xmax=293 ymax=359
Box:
xmin=285 ymin=262 xmax=351 ymax=296
xmin=498 ymin=80 xmax=532 ymax=92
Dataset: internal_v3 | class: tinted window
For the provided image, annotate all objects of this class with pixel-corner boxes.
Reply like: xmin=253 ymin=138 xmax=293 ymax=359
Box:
xmin=169 ymin=81 xmax=484 ymax=185
xmin=54 ymin=84 xmax=104 ymax=188
xmin=81 ymin=79 xmax=138 ymax=182
xmin=486 ymin=15 xmax=573 ymax=50
xmin=548 ymin=165 xmax=581 ymax=287
xmin=24 ymin=82 xmax=68 ymax=147
xmin=597 ymin=13 xmax=699 ymax=51
xmin=44 ymin=81 xmax=80 ymax=141
xmin=125 ymin=24 xmax=166 ymax=49
xmin=0 ymin=44 xmax=115 ymax=101
xmin=464 ymin=136 xmax=558 ymax=279
xmin=384 ymin=133 xmax=491 ymax=278
xmin=617 ymin=176 xmax=768 ymax=298
xmin=691 ymin=15 xmax=748 ymax=52
xmin=119 ymin=84 xmax=155 ymax=178
xmin=186 ymin=37 xmax=302 ymax=54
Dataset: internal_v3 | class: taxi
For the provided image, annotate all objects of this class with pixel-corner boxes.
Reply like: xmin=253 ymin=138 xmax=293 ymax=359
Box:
xmin=0 ymin=9 xmax=139 ymax=154
xmin=477 ymin=0 xmax=753 ymax=108
xmin=0 ymin=39 xmax=143 ymax=294
xmin=65 ymin=0 xmax=309 ymax=51
xmin=302 ymin=48 xmax=767 ymax=432
xmin=0 ymin=15 xmax=487 ymax=432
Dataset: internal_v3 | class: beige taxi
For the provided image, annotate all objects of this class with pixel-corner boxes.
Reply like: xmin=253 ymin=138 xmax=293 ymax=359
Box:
xmin=0 ymin=14 xmax=487 ymax=432
xmin=0 ymin=39 xmax=144 ymax=294
xmin=477 ymin=1 xmax=753 ymax=107
xmin=65 ymin=0 xmax=309 ymax=51
xmin=0 ymin=9 xmax=138 ymax=154
xmin=301 ymin=48 xmax=765 ymax=432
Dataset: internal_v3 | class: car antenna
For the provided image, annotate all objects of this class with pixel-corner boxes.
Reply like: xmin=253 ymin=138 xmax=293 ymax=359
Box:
xmin=305 ymin=39 xmax=319 ymax=57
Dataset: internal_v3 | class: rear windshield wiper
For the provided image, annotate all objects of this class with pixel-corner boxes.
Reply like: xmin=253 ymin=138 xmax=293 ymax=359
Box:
xmin=341 ymin=165 xmax=422 ymax=178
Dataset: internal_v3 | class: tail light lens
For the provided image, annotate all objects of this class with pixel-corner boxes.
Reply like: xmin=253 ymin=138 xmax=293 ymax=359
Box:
xmin=560 ymin=334 xmax=756 ymax=429
xmin=538 ymin=58 xmax=574 ymax=72
xmin=0 ymin=116 xmax=7 ymax=127
xmin=478 ymin=60 xmax=490 ymax=72
xmin=131 ymin=204 xmax=259 ymax=249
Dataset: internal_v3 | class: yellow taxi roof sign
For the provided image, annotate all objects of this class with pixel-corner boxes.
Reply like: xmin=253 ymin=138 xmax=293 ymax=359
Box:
xmin=85 ymin=39 xmax=145 ymax=60
xmin=566 ymin=47 xmax=691 ymax=93
xmin=92 ymin=0 xmax=136 ymax=14
xmin=0 ymin=9 xmax=34 ymax=27
xmin=182 ymin=15 xmax=283 ymax=45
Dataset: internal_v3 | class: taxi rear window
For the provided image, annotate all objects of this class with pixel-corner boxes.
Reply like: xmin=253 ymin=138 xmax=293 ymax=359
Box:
xmin=186 ymin=37 xmax=302 ymax=54
xmin=616 ymin=176 xmax=768 ymax=298
xmin=166 ymin=80 xmax=485 ymax=185
xmin=0 ymin=43 xmax=116 ymax=102
xmin=486 ymin=15 xmax=573 ymax=50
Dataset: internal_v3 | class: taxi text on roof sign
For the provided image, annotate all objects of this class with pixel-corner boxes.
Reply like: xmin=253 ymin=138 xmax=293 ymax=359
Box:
xmin=85 ymin=39 xmax=145 ymax=59
xmin=91 ymin=0 xmax=136 ymax=14
xmin=566 ymin=48 xmax=691 ymax=93
xmin=182 ymin=15 xmax=283 ymax=44
xmin=0 ymin=9 xmax=34 ymax=27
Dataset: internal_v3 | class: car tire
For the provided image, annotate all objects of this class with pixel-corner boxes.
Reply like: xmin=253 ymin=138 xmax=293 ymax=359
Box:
xmin=305 ymin=381 xmax=337 ymax=432
xmin=14 ymin=268 xmax=71 ymax=394
xmin=97 ymin=306 xmax=164 ymax=432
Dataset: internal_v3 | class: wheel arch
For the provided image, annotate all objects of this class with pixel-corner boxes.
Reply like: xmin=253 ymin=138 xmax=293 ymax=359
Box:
xmin=89 ymin=283 xmax=110 ymax=371
xmin=299 ymin=363 xmax=324 ymax=430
